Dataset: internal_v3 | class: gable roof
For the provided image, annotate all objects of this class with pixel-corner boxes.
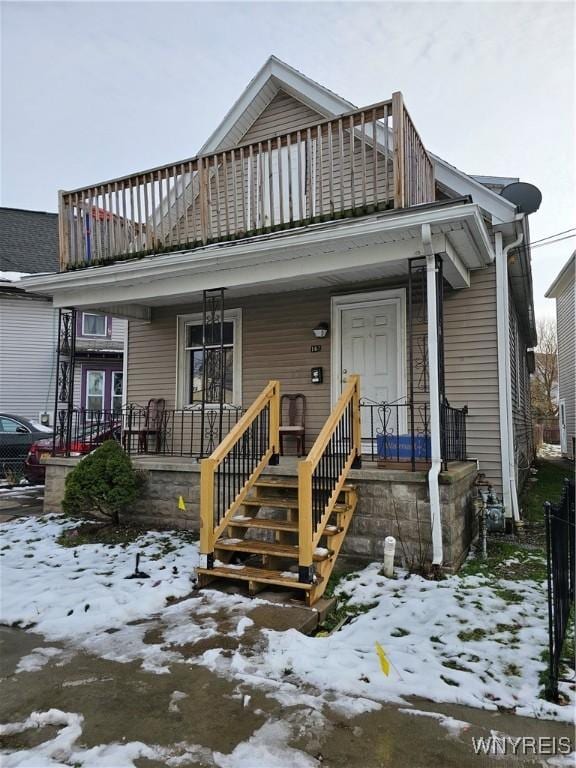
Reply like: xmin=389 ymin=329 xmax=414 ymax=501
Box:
xmin=545 ymin=251 xmax=576 ymax=298
xmin=0 ymin=208 xmax=59 ymax=274
xmin=200 ymin=55 xmax=518 ymax=225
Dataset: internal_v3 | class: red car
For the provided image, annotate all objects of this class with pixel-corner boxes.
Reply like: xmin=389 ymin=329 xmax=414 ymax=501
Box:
xmin=24 ymin=420 xmax=121 ymax=483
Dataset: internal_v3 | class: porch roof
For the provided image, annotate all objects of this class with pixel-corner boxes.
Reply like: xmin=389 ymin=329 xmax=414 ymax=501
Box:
xmin=21 ymin=199 xmax=494 ymax=318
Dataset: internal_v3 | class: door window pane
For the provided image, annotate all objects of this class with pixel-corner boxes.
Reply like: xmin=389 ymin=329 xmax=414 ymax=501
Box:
xmin=86 ymin=371 xmax=105 ymax=411
xmin=82 ymin=313 xmax=107 ymax=336
xmin=112 ymin=372 xmax=123 ymax=412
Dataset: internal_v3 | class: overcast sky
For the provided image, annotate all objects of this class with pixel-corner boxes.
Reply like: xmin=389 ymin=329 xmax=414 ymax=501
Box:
xmin=1 ymin=1 xmax=574 ymax=318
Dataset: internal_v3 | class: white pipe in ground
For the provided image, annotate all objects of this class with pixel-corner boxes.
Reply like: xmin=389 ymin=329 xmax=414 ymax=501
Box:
xmin=383 ymin=536 xmax=396 ymax=577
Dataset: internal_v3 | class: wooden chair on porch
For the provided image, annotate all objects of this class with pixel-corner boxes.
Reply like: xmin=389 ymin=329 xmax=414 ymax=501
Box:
xmin=279 ymin=393 xmax=306 ymax=457
xmin=122 ymin=398 xmax=167 ymax=453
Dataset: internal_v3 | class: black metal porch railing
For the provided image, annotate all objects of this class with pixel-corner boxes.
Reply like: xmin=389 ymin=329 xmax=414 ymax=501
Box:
xmin=359 ymin=399 xmax=468 ymax=470
xmin=544 ymin=479 xmax=575 ymax=702
xmin=53 ymin=404 xmax=245 ymax=460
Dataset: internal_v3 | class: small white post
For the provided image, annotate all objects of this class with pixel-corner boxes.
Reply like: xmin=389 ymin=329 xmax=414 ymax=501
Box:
xmin=383 ymin=536 xmax=396 ymax=577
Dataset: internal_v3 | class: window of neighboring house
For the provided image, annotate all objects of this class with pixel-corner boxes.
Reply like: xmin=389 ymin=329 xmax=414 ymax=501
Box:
xmin=82 ymin=313 xmax=107 ymax=337
xmin=83 ymin=368 xmax=123 ymax=412
xmin=86 ymin=371 xmax=105 ymax=411
xmin=112 ymin=372 xmax=124 ymax=412
xmin=177 ymin=310 xmax=241 ymax=408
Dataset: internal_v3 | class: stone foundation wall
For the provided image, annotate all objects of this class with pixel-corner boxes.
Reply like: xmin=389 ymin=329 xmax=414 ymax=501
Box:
xmin=43 ymin=458 xmax=477 ymax=571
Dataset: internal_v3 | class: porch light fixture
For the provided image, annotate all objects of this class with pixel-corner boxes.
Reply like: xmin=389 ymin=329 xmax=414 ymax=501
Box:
xmin=313 ymin=322 xmax=329 ymax=339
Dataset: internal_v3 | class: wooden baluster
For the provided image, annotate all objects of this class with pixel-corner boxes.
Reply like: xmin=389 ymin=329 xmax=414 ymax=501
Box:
xmin=231 ymin=149 xmax=238 ymax=236
xmin=189 ymin=160 xmax=197 ymax=244
xmin=327 ymin=120 xmax=334 ymax=216
xmin=276 ymin=136 xmax=284 ymax=226
xmin=114 ymin=184 xmax=120 ymax=259
xmin=297 ymin=130 xmax=303 ymax=222
xmin=392 ymin=92 xmax=405 ymax=209
xmin=258 ymin=142 xmax=264 ymax=230
xmin=128 ymin=179 xmax=135 ymax=253
xmin=372 ymin=108 xmax=378 ymax=209
xmin=149 ymin=173 xmax=158 ymax=251
xmin=159 ymin=170 xmax=166 ymax=248
xmin=287 ymin=133 xmax=294 ymax=224
xmin=71 ymin=192 xmax=80 ymax=267
xmin=105 ymin=184 xmax=113 ymax=258
xmin=198 ymin=157 xmax=206 ymax=244
xmin=213 ymin=153 xmax=221 ymax=240
xmin=93 ymin=187 xmax=102 ymax=262
xmin=317 ymin=124 xmax=323 ymax=219
xmin=250 ymin=145 xmax=257 ymax=232
xmin=384 ymin=104 xmax=390 ymax=205
xmin=239 ymin=147 xmax=247 ymax=233
xmin=267 ymin=139 xmax=274 ymax=229
xmin=306 ymin=127 xmax=313 ymax=220
xmin=349 ymin=115 xmax=356 ymax=212
xmin=338 ymin=118 xmax=344 ymax=214
xmin=222 ymin=152 xmax=230 ymax=238
xmin=174 ymin=165 xmax=181 ymax=247
xmin=143 ymin=174 xmax=150 ymax=251
xmin=360 ymin=111 xmax=367 ymax=209
xmin=121 ymin=183 xmax=128 ymax=254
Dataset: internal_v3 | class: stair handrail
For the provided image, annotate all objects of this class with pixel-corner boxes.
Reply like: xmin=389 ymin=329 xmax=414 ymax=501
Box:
xmin=297 ymin=374 xmax=361 ymax=583
xmin=200 ymin=380 xmax=280 ymax=567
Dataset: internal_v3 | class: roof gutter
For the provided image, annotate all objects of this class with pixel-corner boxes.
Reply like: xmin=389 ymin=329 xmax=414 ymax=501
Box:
xmin=495 ymin=222 xmax=524 ymax=522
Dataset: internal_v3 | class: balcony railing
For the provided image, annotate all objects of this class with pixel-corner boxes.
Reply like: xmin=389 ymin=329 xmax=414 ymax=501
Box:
xmin=58 ymin=92 xmax=434 ymax=270
xmin=360 ymin=399 xmax=468 ymax=471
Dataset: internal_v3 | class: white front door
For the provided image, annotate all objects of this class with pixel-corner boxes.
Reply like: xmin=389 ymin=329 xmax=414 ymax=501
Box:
xmin=341 ymin=303 xmax=399 ymax=402
xmin=334 ymin=291 xmax=406 ymax=440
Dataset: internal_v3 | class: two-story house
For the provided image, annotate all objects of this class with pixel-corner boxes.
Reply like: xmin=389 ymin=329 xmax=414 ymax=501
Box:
xmin=23 ymin=58 xmax=536 ymax=602
xmin=546 ymin=252 xmax=575 ymax=459
xmin=0 ymin=207 xmax=126 ymax=423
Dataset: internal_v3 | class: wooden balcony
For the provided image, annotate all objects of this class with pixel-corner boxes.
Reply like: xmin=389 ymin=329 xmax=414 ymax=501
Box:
xmin=58 ymin=92 xmax=434 ymax=271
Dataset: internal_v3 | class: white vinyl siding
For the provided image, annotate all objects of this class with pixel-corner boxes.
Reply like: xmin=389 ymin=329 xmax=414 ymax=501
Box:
xmin=0 ymin=296 xmax=58 ymax=423
xmin=556 ymin=274 xmax=575 ymax=458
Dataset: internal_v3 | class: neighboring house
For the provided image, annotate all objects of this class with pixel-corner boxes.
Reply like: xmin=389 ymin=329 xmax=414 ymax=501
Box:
xmin=545 ymin=252 xmax=575 ymax=459
xmin=23 ymin=57 xmax=537 ymax=597
xmin=0 ymin=207 xmax=126 ymax=423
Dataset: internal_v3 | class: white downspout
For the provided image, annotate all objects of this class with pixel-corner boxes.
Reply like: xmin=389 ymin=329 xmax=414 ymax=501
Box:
xmin=495 ymin=228 xmax=523 ymax=522
xmin=421 ymin=224 xmax=443 ymax=566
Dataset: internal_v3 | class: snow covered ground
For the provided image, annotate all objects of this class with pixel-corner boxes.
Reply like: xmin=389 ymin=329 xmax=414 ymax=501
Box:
xmin=538 ymin=443 xmax=562 ymax=459
xmin=1 ymin=513 xmax=574 ymax=766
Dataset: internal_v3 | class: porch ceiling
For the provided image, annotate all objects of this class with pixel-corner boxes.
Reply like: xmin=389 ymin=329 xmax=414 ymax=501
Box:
xmin=21 ymin=201 xmax=494 ymax=317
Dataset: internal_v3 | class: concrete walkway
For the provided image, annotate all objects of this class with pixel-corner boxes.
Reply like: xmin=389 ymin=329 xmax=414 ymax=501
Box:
xmin=0 ymin=485 xmax=44 ymax=523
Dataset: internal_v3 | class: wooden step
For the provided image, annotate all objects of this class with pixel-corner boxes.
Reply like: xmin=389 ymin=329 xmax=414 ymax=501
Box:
xmin=197 ymin=564 xmax=321 ymax=591
xmin=243 ymin=496 xmax=351 ymax=513
xmin=215 ymin=538 xmax=332 ymax=561
xmin=228 ymin=516 xmax=341 ymax=536
xmin=255 ymin=477 xmax=356 ymax=492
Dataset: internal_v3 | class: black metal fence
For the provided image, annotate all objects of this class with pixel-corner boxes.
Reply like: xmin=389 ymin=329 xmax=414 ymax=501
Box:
xmin=53 ymin=404 xmax=245 ymax=460
xmin=359 ymin=399 xmax=467 ymax=470
xmin=544 ymin=479 xmax=575 ymax=701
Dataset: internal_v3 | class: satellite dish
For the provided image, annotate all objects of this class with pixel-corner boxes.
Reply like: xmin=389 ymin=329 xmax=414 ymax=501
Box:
xmin=500 ymin=182 xmax=542 ymax=215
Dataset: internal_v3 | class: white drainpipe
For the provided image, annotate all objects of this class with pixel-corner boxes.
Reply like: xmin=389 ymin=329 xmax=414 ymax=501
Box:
xmin=495 ymin=227 xmax=524 ymax=522
xmin=421 ymin=224 xmax=443 ymax=566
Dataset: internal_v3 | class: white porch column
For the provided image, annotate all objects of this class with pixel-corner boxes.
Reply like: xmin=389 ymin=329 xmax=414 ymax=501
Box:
xmin=422 ymin=224 xmax=443 ymax=566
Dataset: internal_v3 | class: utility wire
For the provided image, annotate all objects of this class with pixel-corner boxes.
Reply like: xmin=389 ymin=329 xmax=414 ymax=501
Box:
xmin=531 ymin=234 xmax=576 ymax=250
xmin=529 ymin=227 xmax=576 ymax=246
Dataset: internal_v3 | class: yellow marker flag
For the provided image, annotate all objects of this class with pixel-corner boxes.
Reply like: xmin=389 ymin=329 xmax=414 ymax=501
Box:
xmin=178 ymin=496 xmax=186 ymax=512
xmin=375 ymin=642 xmax=391 ymax=677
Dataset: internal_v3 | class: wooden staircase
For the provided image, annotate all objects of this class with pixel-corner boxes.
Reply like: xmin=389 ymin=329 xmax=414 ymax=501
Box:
xmin=198 ymin=477 xmax=357 ymax=605
xmin=196 ymin=377 xmax=361 ymax=606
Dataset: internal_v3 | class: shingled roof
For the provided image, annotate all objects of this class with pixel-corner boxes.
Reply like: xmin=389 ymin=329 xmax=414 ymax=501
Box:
xmin=0 ymin=207 xmax=59 ymax=274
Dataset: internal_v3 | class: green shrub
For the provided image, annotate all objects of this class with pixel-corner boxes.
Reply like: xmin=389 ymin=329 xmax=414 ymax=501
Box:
xmin=62 ymin=440 xmax=142 ymax=525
